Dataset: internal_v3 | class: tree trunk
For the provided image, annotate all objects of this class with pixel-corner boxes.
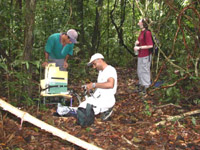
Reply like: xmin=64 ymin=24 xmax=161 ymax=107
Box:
xmin=23 ymin=0 xmax=36 ymax=97
xmin=80 ymin=0 xmax=85 ymax=45
xmin=91 ymin=7 xmax=100 ymax=55
xmin=106 ymin=0 xmax=110 ymax=58
xmin=110 ymin=0 xmax=134 ymax=56
xmin=76 ymin=0 xmax=86 ymax=58
xmin=91 ymin=0 xmax=103 ymax=56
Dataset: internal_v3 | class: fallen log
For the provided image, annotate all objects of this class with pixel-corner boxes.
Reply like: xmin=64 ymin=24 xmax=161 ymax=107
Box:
xmin=155 ymin=109 xmax=200 ymax=126
xmin=0 ymin=99 xmax=103 ymax=150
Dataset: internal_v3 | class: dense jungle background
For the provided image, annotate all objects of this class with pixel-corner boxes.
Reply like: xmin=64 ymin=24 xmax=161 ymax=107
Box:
xmin=0 ymin=0 xmax=200 ymax=149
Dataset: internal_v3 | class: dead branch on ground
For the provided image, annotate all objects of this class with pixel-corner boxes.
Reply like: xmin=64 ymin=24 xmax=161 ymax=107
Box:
xmin=155 ymin=109 xmax=200 ymax=127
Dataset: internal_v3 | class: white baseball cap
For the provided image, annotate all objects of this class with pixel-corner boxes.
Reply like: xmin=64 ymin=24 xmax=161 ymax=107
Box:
xmin=67 ymin=29 xmax=78 ymax=43
xmin=88 ymin=53 xmax=104 ymax=66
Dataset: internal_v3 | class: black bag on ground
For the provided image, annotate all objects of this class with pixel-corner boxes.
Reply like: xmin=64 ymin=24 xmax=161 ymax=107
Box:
xmin=77 ymin=103 xmax=95 ymax=127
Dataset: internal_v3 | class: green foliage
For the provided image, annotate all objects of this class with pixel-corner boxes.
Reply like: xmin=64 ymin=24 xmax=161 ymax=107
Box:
xmin=193 ymin=99 xmax=200 ymax=105
xmin=191 ymin=116 xmax=196 ymax=126
xmin=160 ymin=86 xmax=182 ymax=104
xmin=13 ymin=148 xmax=23 ymax=150
xmin=143 ymin=101 xmax=152 ymax=116
xmin=68 ymin=58 xmax=88 ymax=80
xmin=86 ymin=127 xmax=91 ymax=132
xmin=0 ymin=57 xmax=40 ymax=105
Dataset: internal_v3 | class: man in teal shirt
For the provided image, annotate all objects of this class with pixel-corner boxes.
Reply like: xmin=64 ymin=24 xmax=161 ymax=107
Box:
xmin=42 ymin=29 xmax=78 ymax=70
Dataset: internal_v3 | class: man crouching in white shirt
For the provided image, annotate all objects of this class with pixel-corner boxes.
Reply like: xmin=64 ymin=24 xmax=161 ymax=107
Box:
xmin=55 ymin=53 xmax=118 ymax=121
xmin=79 ymin=53 xmax=118 ymax=120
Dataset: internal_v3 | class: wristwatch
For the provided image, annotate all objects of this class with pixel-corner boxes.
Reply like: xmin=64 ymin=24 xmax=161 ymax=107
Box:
xmin=92 ymin=83 xmax=96 ymax=88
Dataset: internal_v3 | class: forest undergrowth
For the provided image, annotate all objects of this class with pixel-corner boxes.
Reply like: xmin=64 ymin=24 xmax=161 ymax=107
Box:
xmin=0 ymin=67 xmax=200 ymax=150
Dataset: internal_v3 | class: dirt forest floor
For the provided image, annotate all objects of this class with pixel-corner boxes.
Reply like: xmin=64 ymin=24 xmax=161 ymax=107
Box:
xmin=0 ymin=67 xmax=200 ymax=150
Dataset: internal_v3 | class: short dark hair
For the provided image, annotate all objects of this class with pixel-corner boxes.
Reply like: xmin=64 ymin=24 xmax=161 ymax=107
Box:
xmin=142 ymin=18 xmax=150 ymax=29
xmin=62 ymin=32 xmax=67 ymax=35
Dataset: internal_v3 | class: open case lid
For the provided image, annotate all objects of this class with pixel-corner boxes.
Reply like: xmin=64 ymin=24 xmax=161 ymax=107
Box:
xmin=40 ymin=63 xmax=68 ymax=90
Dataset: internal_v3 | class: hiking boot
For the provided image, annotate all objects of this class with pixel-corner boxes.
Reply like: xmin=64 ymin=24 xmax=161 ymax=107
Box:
xmin=133 ymin=84 xmax=140 ymax=93
xmin=139 ymin=86 xmax=148 ymax=95
xmin=101 ymin=108 xmax=113 ymax=121
xmin=133 ymin=84 xmax=144 ymax=93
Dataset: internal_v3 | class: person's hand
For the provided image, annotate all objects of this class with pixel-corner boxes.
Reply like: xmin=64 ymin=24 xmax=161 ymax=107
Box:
xmin=134 ymin=46 xmax=140 ymax=51
xmin=86 ymin=83 xmax=93 ymax=92
xmin=63 ymin=62 xmax=69 ymax=69
xmin=135 ymin=40 xmax=139 ymax=46
xmin=42 ymin=61 xmax=48 ymax=67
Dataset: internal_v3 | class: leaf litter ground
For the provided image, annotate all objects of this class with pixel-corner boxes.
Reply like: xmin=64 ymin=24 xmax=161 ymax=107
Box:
xmin=0 ymin=67 xmax=200 ymax=150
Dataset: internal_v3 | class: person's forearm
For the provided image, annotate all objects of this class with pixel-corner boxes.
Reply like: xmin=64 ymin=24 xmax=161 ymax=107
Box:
xmin=95 ymin=82 xmax=114 ymax=89
xmin=138 ymin=45 xmax=153 ymax=50
xmin=64 ymin=55 xmax=69 ymax=63
xmin=45 ymin=52 xmax=49 ymax=61
xmin=42 ymin=52 xmax=49 ymax=67
xmin=92 ymin=78 xmax=115 ymax=89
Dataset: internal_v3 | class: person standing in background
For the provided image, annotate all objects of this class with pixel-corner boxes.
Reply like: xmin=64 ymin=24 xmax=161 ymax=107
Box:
xmin=134 ymin=18 xmax=153 ymax=94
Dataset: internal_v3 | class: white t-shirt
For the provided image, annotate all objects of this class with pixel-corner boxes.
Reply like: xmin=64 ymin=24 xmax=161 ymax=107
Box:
xmin=94 ymin=65 xmax=117 ymax=98
xmin=79 ymin=65 xmax=117 ymax=114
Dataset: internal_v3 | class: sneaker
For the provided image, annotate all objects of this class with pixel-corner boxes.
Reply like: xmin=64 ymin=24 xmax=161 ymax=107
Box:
xmin=101 ymin=108 xmax=113 ymax=121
